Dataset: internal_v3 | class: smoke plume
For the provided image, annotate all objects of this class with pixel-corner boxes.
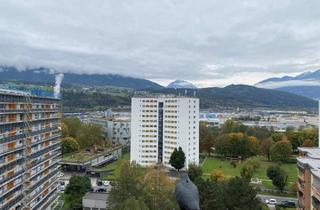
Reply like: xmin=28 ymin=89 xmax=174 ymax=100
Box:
xmin=54 ymin=73 xmax=64 ymax=98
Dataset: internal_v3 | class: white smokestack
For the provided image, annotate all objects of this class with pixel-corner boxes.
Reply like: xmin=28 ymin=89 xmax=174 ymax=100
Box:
xmin=54 ymin=73 xmax=64 ymax=98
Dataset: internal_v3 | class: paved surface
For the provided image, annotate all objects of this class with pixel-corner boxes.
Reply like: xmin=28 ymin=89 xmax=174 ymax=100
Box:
xmin=60 ymin=172 xmax=99 ymax=188
xmin=257 ymin=194 xmax=297 ymax=210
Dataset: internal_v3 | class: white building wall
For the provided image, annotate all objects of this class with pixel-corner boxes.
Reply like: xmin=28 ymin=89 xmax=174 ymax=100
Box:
xmin=130 ymin=97 xmax=199 ymax=168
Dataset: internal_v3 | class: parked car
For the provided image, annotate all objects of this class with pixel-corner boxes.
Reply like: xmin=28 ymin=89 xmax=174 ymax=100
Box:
xmin=96 ymin=179 xmax=103 ymax=186
xmin=279 ymin=200 xmax=296 ymax=207
xmin=266 ymin=199 xmax=277 ymax=205
xmin=102 ymin=180 xmax=110 ymax=186
xmin=59 ymin=181 xmax=66 ymax=191
xmin=58 ymin=172 xmax=64 ymax=178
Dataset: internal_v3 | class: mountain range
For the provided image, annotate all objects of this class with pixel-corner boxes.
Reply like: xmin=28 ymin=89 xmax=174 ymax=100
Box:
xmin=256 ymin=69 xmax=320 ymax=99
xmin=0 ymin=66 xmax=162 ymax=89
xmin=0 ymin=66 xmax=317 ymax=110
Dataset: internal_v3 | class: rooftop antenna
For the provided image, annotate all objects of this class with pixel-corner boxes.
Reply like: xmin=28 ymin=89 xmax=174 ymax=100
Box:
xmin=185 ymin=89 xmax=187 ymax=95
xmin=193 ymin=91 xmax=196 ymax=97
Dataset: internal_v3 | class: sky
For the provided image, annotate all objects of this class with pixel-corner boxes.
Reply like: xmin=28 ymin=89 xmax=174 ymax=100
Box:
xmin=0 ymin=0 xmax=320 ymax=87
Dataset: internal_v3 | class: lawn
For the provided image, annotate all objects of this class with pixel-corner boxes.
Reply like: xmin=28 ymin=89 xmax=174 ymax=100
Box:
xmin=99 ymin=152 xmax=130 ymax=180
xmin=202 ymin=156 xmax=297 ymax=190
xmin=62 ymin=152 xmax=92 ymax=163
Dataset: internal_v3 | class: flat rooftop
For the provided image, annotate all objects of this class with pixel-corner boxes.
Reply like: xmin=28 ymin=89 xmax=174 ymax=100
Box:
xmin=298 ymin=147 xmax=320 ymax=159
xmin=83 ymin=192 xmax=109 ymax=201
xmin=61 ymin=145 xmax=123 ymax=164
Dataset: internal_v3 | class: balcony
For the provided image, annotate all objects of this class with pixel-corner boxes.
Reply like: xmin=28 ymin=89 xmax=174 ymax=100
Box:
xmin=313 ymin=184 xmax=320 ymax=201
xmin=312 ymin=195 xmax=320 ymax=210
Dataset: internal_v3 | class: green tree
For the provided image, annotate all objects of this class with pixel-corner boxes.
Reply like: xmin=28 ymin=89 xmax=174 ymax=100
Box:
xmin=270 ymin=140 xmax=292 ymax=162
xmin=260 ymin=138 xmax=273 ymax=161
xmin=266 ymin=165 xmax=288 ymax=192
xmin=169 ymin=147 xmax=186 ymax=171
xmin=266 ymin=165 xmax=281 ymax=180
xmin=247 ymin=136 xmax=260 ymax=156
xmin=240 ymin=157 xmax=260 ymax=180
xmin=76 ymin=124 xmax=104 ymax=148
xmin=108 ymin=162 xmax=177 ymax=210
xmin=195 ymin=178 xmax=226 ymax=210
xmin=271 ymin=132 xmax=286 ymax=142
xmin=272 ymin=170 xmax=288 ymax=192
xmin=64 ymin=175 xmax=91 ymax=209
xmin=61 ymin=137 xmax=80 ymax=154
xmin=223 ymin=177 xmax=261 ymax=210
xmin=120 ymin=196 xmax=149 ymax=210
xmin=63 ymin=117 xmax=81 ymax=138
xmin=61 ymin=122 xmax=69 ymax=138
xmin=188 ymin=163 xmax=203 ymax=182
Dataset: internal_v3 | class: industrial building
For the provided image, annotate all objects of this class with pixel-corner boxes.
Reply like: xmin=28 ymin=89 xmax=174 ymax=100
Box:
xmin=0 ymin=89 xmax=61 ymax=210
xmin=130 ymin=96 xmax=199 ymax=168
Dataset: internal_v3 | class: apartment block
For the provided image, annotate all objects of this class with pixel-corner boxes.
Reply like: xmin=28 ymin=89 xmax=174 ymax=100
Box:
xmin=88 ymin=116 xmax=130 ymax=146
xmin=297 ymin=147 xmax=320 ymax=210
xmin=130 ymin=96 xmax=199 ymax=168
xmin=0 ymin=89 xmax=61 ymax=210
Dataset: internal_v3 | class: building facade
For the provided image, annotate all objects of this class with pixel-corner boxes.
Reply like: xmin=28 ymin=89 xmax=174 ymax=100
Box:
xmin=88 ymin=116 xmax=130 ymax=146
xmin=297 ymin=147 xmax=320 ymax=210
xmin=0 ymin=90 xmax=61 ymax=210
xmin=130 ymin=96 xmax=199 ymax=168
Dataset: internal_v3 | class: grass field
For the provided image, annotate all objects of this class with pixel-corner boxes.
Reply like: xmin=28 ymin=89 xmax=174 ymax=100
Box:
xmin=99 ymin=152 xmax=130 ymax=180
xmin=202 ymin=156 xmax=297 ymax=190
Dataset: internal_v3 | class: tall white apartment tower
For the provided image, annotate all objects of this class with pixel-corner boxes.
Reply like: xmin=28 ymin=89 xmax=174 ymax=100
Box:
xmin=130 ymin=96 xmax=199 ymax=168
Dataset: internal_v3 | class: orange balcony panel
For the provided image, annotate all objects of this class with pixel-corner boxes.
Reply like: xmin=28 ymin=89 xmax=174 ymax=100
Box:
xmin=44 ymin=141 xmax=50 ymax=147
xmin=7 ymin=154 xmax=15 ymax=162
xmin=7 ymin=170 xmax=14 ymax=177
xmin=8 ymin=114 xmax=16 ymax=122
xmin=7 ymin=142 xmax=16 ymax=150
xmin=45 ymin=132 xmax=50 ymax=139
xmin=7 ymin=181 xmax=14 ymax=190
xmin=43 ymin=188 xmax=49 ymax=196
xmin=8 ymin=130 xmax=16 ymax=137
xmin=45 ymin=153 xmax=50 ymax=159
xmin=8 ymin=104 xmax=17 ymax=110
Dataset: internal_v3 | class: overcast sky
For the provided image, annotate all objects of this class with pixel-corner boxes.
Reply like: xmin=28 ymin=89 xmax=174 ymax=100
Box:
xmin=0 ymin=0 xmax=320 ymax=87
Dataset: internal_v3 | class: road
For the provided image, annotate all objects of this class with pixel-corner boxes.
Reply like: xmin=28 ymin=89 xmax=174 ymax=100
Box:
xmin=257 ymin=194 xmax=297 ymax=210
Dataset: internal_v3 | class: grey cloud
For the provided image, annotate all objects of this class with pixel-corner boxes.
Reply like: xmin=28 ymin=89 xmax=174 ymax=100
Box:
xmin=0 ymin=0 xmax=320 ymax=86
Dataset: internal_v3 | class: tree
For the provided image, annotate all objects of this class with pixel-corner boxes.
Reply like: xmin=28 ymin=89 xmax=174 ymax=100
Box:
xmin=169 ymin=147 xmax=186 ymax=171
xmin=76 ymin=124 xmax=104 ymax=148
xmin=272 ymin=170 xmax=288 ymax=192
xmin=267 ymin=165 xmax=281 ymax=180
xmin=210 ymin=170 xmax=225 ymax=182
xmin=240 ymin=157 xmax=260 ymax=180
xmin=302 ymin=139 xmax=315 ymax=147
xmin=222 ymin=177 xmax=261 ymax=210
xmin=120 ymin=196 xmax=149 ymax=210
xmin=61 ymin=122 xmax=69 ymax=138
xmin=270 ymin=140 xmax=292 ymax=162
xmin=63 ymin=117 xmax=81 ymax=138
xmin=64 ymin=175 xmax=91 ymax=209
xmin=202 ymin=132 xmax=214 ymax=155
xmin=188 ymin=163 xmax=203 ymax=182
xmin=108 ymin=161 xmax=177 ymax=210
xmin=61 ymin=137 xmax=80 ymax=154
xmin=195 ymin=178 xmax=226 ymax=210
xmin=266 ymin=165 xmax=288 ymax=192
xmin=271 ymin=132 xmax=286 ymax=142
xmin=260 ymin=138 xmax=273 ymax=161
xmin=247 ymin=136 xmax=260 ymax=156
